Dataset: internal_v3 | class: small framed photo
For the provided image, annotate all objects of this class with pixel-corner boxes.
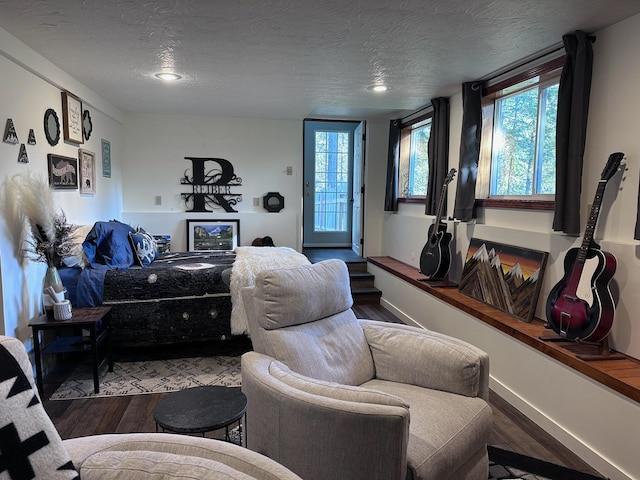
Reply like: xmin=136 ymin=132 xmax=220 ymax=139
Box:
xmin=186 ymin=219 xmax=240 ymax=252
xmin=47 ymin=154 xmax=78 ymax=189
xmin=101 ymin=138 xmax=111 ymax=177
xmin=79 ymin=148 xmax=96 ymax=194
xmin=61 ymin=91 xmax=84 ymax=144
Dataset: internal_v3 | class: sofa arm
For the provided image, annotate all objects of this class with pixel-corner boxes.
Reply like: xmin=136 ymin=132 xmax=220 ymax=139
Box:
xmin=360 ymin=320 xmax=490 ymax=400
xmin=241 ymin=352 xmax=409 ymax=480
xmin=64 ymin=433 xmax=303 ymax=480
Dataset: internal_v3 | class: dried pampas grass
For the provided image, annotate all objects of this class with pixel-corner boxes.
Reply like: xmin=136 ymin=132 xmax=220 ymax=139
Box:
xmin=0 ymin=175 xmax=29 ymax=265
xmin=2 ymin=173 xmax=72 ymax=265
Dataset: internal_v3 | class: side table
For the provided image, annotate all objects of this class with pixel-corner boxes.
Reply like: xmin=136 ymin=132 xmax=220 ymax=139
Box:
xmin=28 ymin=306 xmax=113 ymax=397
xmin=154 ymin=386 xmax=247 ymax=445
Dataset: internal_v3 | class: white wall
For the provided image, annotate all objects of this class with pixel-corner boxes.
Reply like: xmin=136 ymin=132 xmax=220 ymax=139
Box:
xmin=121 ymin=114 xmax=302 ymax=251
xmin=373 ymin=13 xmax=640 ymax=480
xmin=0 ymin=28 xmax=125 ymax=339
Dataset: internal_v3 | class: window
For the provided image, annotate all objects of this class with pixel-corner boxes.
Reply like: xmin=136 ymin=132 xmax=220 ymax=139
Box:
xmin=477 ymin=56 xmax=563 ymax=205
xmin=399 ymin=116 xmax=432 ymax=200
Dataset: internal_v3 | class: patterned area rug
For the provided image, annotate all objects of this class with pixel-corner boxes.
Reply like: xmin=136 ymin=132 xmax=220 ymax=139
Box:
xmin=50 ymin=355 xmax=241 ymax=400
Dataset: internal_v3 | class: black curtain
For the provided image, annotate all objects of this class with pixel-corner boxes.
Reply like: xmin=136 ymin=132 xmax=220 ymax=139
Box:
xmin=553 ymin=31 xmax=595 ymax=235
xmin=453 ymin=82 xmax=483 ymax=221
xmin=384 ymin=119 xmax=402 ymax=212
xmin=425 ymin=97 xmax=450 ymax=215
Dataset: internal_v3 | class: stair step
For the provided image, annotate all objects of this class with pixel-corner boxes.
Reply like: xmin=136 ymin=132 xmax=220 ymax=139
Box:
xmin=345 ymin=260 xmax=368 ymax=274
xmin=349 ymin=272 xmax=376 ymax=288
xmin=352 ymin=286 xmax=382 ymax=305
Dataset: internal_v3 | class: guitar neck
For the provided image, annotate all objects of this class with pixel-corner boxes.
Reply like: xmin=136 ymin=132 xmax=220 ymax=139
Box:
xmin=577 ymin=180 xmax=607 ymax=263
xmin=433 ymin=184 xmax=447 ymax=227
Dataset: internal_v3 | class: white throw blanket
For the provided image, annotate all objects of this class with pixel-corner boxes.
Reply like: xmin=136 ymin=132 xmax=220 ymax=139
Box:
xmin=230 ymin=246 xmax=310 ymax=335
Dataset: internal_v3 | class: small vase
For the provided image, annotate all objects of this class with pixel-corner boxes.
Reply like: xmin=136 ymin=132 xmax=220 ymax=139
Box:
xmin=43 ymin=265 xmax=65 ymax=318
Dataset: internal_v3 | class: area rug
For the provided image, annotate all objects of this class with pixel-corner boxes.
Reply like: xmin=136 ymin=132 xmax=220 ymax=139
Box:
xmin=488 ymin=446 xmax=606 ymax=480
xmin=50 ymin=355 xmax=241 ymax=400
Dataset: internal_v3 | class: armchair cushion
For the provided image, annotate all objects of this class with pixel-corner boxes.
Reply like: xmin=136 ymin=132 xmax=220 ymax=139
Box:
xmin=362 ymin=322 xmax=487 ymax=398
xmin=80 ymin=450 xmax=256 ymax=480
xmin=0 ymin=340 xmax=79 ymax=480
xmin=269 ymin=360 xmax=409 ymax=408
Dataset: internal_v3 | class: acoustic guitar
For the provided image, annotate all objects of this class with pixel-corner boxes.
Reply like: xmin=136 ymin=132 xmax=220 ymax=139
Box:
xmin=545 ymin=152 xmax=624 ymax=342
xmin=419 ymin=168 xmax=457 ymax=279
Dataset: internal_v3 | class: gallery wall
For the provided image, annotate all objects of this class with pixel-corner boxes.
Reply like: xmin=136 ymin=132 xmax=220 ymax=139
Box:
xmin=0 ymin=28 xmax=125 ymax=339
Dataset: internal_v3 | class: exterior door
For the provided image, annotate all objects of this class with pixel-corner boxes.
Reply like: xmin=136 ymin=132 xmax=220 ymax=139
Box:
xmin=303 ymin=120 xmax=359 ymax=247
xmin=351 ymin=121 xmax=365 ymax=256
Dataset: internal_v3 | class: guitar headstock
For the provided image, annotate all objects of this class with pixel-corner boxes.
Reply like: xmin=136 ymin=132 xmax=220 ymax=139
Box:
xmin=601 ymin=152 xmax=625 ymax=181
xmin=444 ymin=168 xmax=457 ymax=185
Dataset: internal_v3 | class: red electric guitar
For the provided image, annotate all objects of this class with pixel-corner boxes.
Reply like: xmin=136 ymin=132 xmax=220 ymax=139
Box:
xmin=545 ymin=152 xmax=624 ymax=342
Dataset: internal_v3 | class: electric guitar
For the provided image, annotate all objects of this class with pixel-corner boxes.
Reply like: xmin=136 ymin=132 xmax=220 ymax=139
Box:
xmin=420 ymin=168 xmax=457 ymax=279
xmin=545 ymin=152 xmax=624 ymax=342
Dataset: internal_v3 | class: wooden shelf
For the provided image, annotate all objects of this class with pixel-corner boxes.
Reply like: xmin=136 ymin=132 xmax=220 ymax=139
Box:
xmin=367 ymin=256 xmax=640 ymax=404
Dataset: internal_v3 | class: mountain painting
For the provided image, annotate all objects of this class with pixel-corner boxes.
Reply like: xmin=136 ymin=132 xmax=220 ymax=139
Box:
xmin=458 ymin=238 xmax=548 ymax=323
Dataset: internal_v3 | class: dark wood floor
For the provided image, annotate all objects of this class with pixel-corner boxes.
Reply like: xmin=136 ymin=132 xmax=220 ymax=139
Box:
xmin=43 ymin=302 xmax=602 ymax=477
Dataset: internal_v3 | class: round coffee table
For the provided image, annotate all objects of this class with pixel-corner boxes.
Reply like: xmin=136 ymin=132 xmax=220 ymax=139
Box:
xmin=154 ymin=386 xmax=247 ymax=445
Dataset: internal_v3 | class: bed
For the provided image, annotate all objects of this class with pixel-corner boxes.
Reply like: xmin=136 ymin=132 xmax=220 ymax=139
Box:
xmin=58 ymin=220 xmax=309 ymax=350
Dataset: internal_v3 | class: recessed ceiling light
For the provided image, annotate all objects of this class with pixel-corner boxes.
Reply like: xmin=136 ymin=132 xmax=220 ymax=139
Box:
xmin=367 ymin=85 xmax=389 ymax=92
xmin=155 ymin=72 xmax=182 ymax=81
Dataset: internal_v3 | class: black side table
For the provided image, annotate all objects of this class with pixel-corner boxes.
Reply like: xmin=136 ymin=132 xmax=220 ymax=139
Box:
xmin=28 ymin=306 xmax=113 ymax=397
xmin=154 ymin=386 xmax=247 ymax=445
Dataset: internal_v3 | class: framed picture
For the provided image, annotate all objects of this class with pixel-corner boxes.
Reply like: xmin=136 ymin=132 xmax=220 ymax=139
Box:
xmin=186 ymin=219 xmax=240 ymax=252
xmin=101 ymin=138 xmax=111 ymax=177
xmin=61 ymin=91 xmax=84 ymax=144
xmin=458 ymin=238 xmax=548 ymax=323
xmin=47 ymin=154 xmax=78 ymax=189
xmin=79 ymin=148 xmax=96 ymax=194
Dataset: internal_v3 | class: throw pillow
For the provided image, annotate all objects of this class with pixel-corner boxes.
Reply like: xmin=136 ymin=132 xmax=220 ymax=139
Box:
xmin=128 ymin=228 xmax=158 ymax=267
xmin=0 ymin=344 xmax=79 ymax=479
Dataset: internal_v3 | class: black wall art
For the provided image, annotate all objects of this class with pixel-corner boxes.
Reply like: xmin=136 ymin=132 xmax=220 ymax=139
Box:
xmin=181 ymin=157 xmax=242 ymax=212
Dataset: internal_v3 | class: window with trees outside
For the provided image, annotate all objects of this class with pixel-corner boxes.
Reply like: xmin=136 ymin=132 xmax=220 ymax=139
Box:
xmin=477 ymin=57 xmax=563 ymax=207
xmin=399 ymin=116 xmax=432 ymax=200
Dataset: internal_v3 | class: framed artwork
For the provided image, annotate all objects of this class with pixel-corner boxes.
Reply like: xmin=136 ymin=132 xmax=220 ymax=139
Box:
xmin=79 ymin=148 xmax=96 ymax=194
xmin=101 ymin=138 xmax=111 ymax=177
xmin=61 ymin=91 xmax=84 ymax=144
xmin=458 ymin=238 xmax=548 ymax=323
xmin=186 ymin=219 xmax=239 ymax=252
xmin=47 ymin=154 xmax=78 ymax=189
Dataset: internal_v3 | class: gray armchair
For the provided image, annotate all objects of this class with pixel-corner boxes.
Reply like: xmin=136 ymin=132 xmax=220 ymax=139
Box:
xmin=0 ymin=334 xmax=302 ymax=480
xmin=241 ymin=259 xmax=493 ymax=480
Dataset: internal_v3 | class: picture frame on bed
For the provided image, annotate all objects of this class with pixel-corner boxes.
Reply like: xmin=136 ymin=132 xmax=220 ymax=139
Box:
xmin=186 ymin=219 xmax=240 ymax=252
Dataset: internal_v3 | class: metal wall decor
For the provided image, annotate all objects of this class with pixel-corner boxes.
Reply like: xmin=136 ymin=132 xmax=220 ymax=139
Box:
xmin=3 ymin=118 xmax=18 ymax=144
xmin=27 ymin=129 xmax=36 ymax=145
xmin=44 ymin=108 xmax=60 ymax=146
xmin=263 ymin=192 xmax=284 ymax=212
xmin=181 ymin=157 xmax=242 ymax=212
xmin=83 ymin=109 xmax=93 ymax=140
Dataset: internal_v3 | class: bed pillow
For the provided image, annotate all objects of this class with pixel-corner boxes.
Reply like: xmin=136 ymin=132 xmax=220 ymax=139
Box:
xmin=60 ymin=224 xmax=92 ymax=268
xmin=0 ymin=343 xmax=79 ymax=479
xmin=82 ymin=220 xmax=135 ymax=268
xmin=128 ymin=228 xmax=158 ymax=267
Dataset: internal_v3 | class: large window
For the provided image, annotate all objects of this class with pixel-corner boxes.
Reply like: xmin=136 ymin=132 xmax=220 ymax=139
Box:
xmin=399 ymin=116 xmax=432 ymax=199
xmin=477 ymin=57 xmax=563 ymax=204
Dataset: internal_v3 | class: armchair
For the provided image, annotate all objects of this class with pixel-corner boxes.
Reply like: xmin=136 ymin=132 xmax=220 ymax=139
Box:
xmin=0 ymin=334 xmax=302 ymax=480
xmin=241 ymin=259 xmax=493 ymax=480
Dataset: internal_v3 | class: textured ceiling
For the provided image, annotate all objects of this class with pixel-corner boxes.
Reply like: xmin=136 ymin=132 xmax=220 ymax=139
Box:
xmin=1 ymin=0 xmax=639 ymax=120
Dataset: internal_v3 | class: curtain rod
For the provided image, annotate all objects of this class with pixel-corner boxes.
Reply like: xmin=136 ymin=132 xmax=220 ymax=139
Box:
xmin=400 ymin=42 xmax=566 ymax=123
